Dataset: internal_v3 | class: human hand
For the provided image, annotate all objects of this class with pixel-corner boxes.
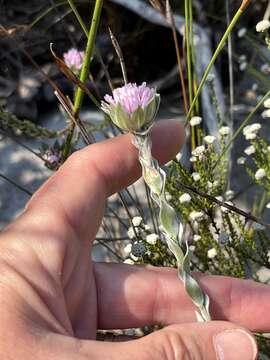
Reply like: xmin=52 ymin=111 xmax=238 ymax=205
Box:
xmin=0 ymin=120 xmax=266 ymax=359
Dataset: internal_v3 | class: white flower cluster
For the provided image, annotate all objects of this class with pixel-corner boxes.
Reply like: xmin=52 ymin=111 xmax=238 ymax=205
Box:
xmin=238 ymin=28 xmax=247 ymax=38
xmin=244 ymin=145 xmax=255 ymax=156
xmin=237 ymin=157 xmax=246 ymax=165
xmin=203 ymin=135 xmax=216 ymax=145
xmin=239 ymin=54 xmax=247 ymax=71
xmin=190 ymin=116 xmax=202 ymax=127
xmin=132 ymin=216 xmax=143 ymax=227
xmin=192 ymin=172 xmax=201 ymax=182
xmin=219 ymin=126 xmax=230 ymax=137
xmin=179 ymin=193 xmax=191 ymax=204
xmin=146 ymin=233 xmax=159 ymax=245
xmin=243 ymin=123 xmax=261 ymax=140
xmin=225 ymin=190 xmax=234 ymax=200
xmin=193 ymin=234 xmax=201 ymax=242
xmin=207 ymin=248 xmax=217 ymax=259
xmin=262 ymin=98 xmax=270 ymax=118
xmin=256 ymin=20 xmax=270 ymax=33
xmin=192 ymin=145 xmax=205 ymax=157
xmin=255 ymin=168 xmax=266 ymax=181
xmin=189 ymin=211 xmax=205 ymax=222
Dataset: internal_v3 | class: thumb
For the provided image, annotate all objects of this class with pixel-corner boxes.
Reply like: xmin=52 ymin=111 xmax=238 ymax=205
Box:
xmin=80 ymin=321 xmax=258 ymax=360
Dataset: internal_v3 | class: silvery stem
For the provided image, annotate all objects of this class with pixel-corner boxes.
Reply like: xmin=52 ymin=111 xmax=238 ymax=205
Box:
xmin=132 ymin=131 xmax=211 ymax=322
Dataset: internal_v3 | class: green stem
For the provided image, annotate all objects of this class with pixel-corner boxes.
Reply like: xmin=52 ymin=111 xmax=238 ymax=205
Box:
xmin=66 ymin=0 xmax=88 ymax=37
xmin=133 ymin=133 xmax=211 ymax=322
xmin=185 ymin=0 xmax=193 ymax=109
xmin=63 ymin=0 xmax=103 ymax=160
xmin=213 ymin=89 xmax=270 ymax=169
xmin=74 ymin=0 xmax=103 ymax=115
xmin=185 ymin=4 xmax=248 ymax=125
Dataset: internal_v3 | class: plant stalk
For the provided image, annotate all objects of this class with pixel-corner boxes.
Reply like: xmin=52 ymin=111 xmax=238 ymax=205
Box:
xmin=63 ymin=0 xmax=103 ymax=160
xmin=185 ymin=1 xmax=250 ymax=124
xmin=133 ymin=131 xmax=211 ymax=322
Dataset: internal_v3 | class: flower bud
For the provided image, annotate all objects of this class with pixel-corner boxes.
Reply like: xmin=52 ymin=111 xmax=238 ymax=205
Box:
xmin=101 ymin=82 xmax=160 ymax=132
xmin=63 ymin=48 xmax=84 ymax=73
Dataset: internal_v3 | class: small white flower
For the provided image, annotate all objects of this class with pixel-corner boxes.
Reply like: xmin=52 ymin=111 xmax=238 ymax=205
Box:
xmin=256 ymin=20 xmax=270 ymax=32
xmin=130 ymin=254 xmax=139 ymax=261
xmin=158 ymin=224 xmax=164 ymax=232
xmin=239 ymin=54 xmax=247 ymax=62
xmin=190 ymin=116 xmax=202 ymax=126
xmin=239 ymin=62 xmax=247 ymax=71
xmin=255 ymin=168 xmax=266 ymax=180
xmin=264 ymin=98 xmax=270 ymax=108
xmin=225 ymin=190 xmax=234 ymax=200
xmin=192 ymin=172 xmax=201 ymax=182
xmin=193 ymin=234 xmax=201 ymax=242
xmin=244 ymin=145 xmax=255 ymax=156
xmin=165 ymin=160 xmax=173 ymax=167
xmin=189 ymin=211 xmax=204 ymax=222
xmin=189 ymin=245 xmax=195 ymax=252
xmin=219 ymin=126 xmax=230 ymax=136
xmin=238 ymin=28 xmax=247 ymax=38
xmin=266 ymin=202 xmax=270 ymax=209
xmin=245 ymin=132 xmax=257 ymax=140
xmin=190 ymin=156 xmax=197 ymax=163
xmin=215 ymin=196 xmax=224 ymax=202
xmin=207 ymin=181 xmax=213 ymax=189
xmin=166 ymin=192 xmax=172 ymax=201
xmin=252 ymin=83 xmax=258 ymax=92
xmin=192 ymin=145 xmax=205 ymax=157
xmin=237 ymin=157 xmax=246 ymax=165
xmin=132 ymin=216 xmax=143 ymax=227
xmin=127 ymin=227 xmax=136 ymax=239
xmin=204 ymin=135 xmax=216 ymax=145
xmin=124 ymin=243 xmax=132 ymax=254
xmin=144 ymin=224 xmax=150 ymax=231
xmin=243 ymin=124 xmax=261 ymax=140
xmin=207 ymin=248 xmax=217 ymax=259
xmin=261 ymin=63 xmax=270 ymax=74
xmin=146 ymin=233 xmax=159 ymax=245
xmin=179 ymin=193 xmax=191 ymax=204
xmin=262 ymin=109 xmax=270 ymax=118
xmin=176 ymin=152 xmax=182 ymax=161
xmin=249 ymin=123 xmax=261 ymax=132
xmin=268 ymin=146 xmax=270 ymax=152
xmin=207 ymin=74 xmax=215 ymax=82
xmin=124 ymin=258 xmax=134 ymax=265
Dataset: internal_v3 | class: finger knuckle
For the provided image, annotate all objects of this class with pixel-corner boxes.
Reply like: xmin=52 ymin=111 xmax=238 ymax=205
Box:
xmin=157 ymin=327 xmax=203 ymax=360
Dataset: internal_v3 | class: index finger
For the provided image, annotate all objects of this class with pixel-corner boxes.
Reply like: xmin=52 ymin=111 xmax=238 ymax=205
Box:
xmin=25 ymin=120 xmax=184 ymax=242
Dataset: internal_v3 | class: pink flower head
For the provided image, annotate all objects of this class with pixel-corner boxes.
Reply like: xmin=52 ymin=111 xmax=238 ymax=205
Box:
xmin=101 ymin=82 xmax=160 ymax=132
xmin=63 ymin=48 xmax=84 ymax=71
xmin=104 ymin=82 xmax=155 ymax=114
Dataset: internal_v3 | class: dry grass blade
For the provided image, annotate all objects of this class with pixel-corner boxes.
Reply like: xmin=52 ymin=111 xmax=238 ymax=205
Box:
xmin=240 ymin=0 xmax=251 ymax=10
xmin=148 ymin=0 xmax=164 ymax=13
xmin=165 ymin=0 xmax=174 ymax=27
xmin=54 ymin=90 xmax=93 ymax=145
xmin=176 ymin=180 xmax=270 ymax=229
xmin=0 ymin=24 xmax=28 ymax=37
xmin=108 ymin=28 xmax=128 ymax=85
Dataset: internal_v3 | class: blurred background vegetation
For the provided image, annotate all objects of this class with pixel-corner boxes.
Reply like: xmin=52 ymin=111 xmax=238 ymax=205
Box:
xmin=0 ymin=0 xmax=267 ymax=120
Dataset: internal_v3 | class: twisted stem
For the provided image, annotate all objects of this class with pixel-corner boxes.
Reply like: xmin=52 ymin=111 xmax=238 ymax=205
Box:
xmin=132 ymin=131 xmax=211 ymax=322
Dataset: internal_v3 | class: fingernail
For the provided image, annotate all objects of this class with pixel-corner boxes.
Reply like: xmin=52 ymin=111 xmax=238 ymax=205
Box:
xmin=214 ymin=329 xmax=257 ymax=360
